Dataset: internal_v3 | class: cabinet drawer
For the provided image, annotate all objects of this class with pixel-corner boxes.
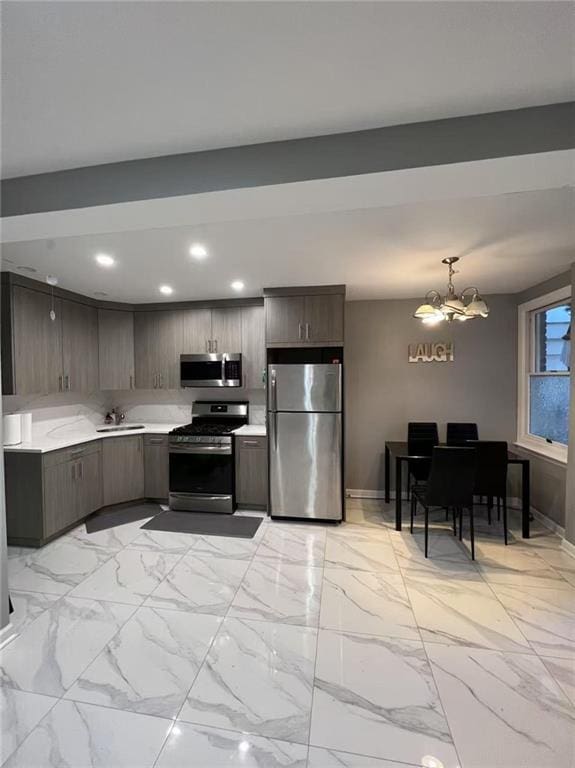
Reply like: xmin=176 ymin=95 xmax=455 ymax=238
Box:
xmin=43 ymin=440 xmax=101 ymax=469
xmin=144 ymin=434 xmax=169 ymax=447
xmin=237 ymin=435 xmax=267 ymax=451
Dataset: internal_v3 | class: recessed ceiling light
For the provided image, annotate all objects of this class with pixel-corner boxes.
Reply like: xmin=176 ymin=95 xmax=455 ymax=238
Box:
xmin=95 ymin=253 xmax=115 ymax=267
xmin=230 ymin=280 xmax=244 ymax=292
xmin=159 ymin=284 xmax=173 ymax=295
xmin=189 ymin=243 xmax=208 ymax=260
xmin=46 ymin=275 xmax=59 ymax=286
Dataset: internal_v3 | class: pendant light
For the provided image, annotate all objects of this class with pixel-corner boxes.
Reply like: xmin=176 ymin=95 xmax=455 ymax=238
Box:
xmin=413 ymin=257 xmax=489 ymax=324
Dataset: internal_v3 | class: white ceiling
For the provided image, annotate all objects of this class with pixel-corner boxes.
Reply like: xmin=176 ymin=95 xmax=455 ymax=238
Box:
xmin=2 ymin=1 xmax=574 ymax=178
xmin=2 ymin=187 xmax=573 ymax=302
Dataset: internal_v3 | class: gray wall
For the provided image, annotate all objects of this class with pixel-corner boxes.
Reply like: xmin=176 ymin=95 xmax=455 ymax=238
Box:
xmin=344 ymin=294 xmax=517 ymax=492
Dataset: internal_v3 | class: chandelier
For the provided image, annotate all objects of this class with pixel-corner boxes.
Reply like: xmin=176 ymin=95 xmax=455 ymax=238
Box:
xmin=413 ymin=257 xmax=489 ymax=325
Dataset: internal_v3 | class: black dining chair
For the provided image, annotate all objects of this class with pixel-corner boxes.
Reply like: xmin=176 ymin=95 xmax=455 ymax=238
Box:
xmin=411 ymin=446 xmax=477 ymax=558
xmin=446 ymin=422 xmax=479 ymax=445
xmin=468 ymin=440 xmax=509 ymax=545
xmin=407 ymin=423 xmax=439 ymax=499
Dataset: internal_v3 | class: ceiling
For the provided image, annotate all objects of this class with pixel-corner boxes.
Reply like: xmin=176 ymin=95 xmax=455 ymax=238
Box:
xmin=3 ymin=187 xmax=573 ymax=302
xmin=2 ymin=1 xmax=574 ymax=178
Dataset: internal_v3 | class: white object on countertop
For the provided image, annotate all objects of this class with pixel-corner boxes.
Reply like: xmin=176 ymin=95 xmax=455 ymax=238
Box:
xmin=3 ymin=414 xmax=22 ymax=446
xmin=20 ymin=412 xmax=33 ymax=443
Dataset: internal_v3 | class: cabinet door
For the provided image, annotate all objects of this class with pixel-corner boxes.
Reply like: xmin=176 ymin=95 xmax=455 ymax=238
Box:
xmin=235 ymin=437 xmax=268 ymax=508
xmin=241 ymin=306 xmax=265 ymax=389
xmin=77 ymin=450 xmax=103 ymax=517
xmin=181 ymin=308 xmax=212 ymax=354
xmin=211 ymin=308 xmax=242 ymax=353
xmin=134 ymin=311 xmax=160 ymax=389
xmin=304 ymin=294 xmax=344 ymax=343
xmin=12 ymin=286 xmax=63 ymax=395
xmin=102 ymin=436 xmax=145 ymax=506
xmin=157 ymin=311 xmax=183 ymax=388
xmin=144 ymin=436 xmax=169 ymax=499
xmin=265 ymin=296 xmax=304 ymax=344
xmin=43 ymin=460 xmax=77 ymax=537
xmin=98 ymin=309 xmax=135 ymax=390
xmin=62 ymin=300 xmax=99 ymax=392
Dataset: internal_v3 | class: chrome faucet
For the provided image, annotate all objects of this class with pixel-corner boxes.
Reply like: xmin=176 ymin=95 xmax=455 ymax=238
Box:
xmin=111 ymin=408 xmax=125 ymax=426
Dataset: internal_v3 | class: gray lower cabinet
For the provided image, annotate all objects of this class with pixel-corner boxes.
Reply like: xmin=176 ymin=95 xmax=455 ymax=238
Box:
xmin=144 ymin=434 xmax=169 ymax=499
xmin=235 ymin=435 xmax=268 ymax=509
xmin=5 ymin=441 xmax=102 ymax=546
xmin=102 ymin=436 xmax=145 ymax=506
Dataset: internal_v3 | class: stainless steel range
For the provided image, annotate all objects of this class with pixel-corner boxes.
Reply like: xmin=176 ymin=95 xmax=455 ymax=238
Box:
xmin=168 ymin=401 xmax=248 ymax=514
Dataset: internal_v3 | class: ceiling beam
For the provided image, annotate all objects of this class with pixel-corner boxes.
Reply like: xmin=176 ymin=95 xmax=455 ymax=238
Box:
xmin=2 ymin=102 xmax=574 ymax=218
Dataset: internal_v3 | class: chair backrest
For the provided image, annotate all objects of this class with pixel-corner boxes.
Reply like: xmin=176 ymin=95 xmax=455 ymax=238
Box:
xmin=467 ymin=440 xmax=508 ymax=496
xmin=446 ymin=422 xmax=479 ymax=444
xmin=407 ymin=422 xmax=439 ymax=443
xmin=425 ymin=446 xmax=476 ymax=508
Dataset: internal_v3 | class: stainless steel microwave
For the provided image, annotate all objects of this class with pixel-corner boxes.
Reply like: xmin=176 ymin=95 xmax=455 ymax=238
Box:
xmin=180 ymin=354 xmax=242 ymax=388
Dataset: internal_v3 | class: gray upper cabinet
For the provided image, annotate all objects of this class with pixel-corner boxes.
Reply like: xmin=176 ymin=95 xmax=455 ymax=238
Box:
xmin=304 ymin=294 xmax=344 ymax=343
xmin=181 ymin=308 xmax=212 ymax=354
xmin=241 ymin=305 xmax=265 ymax=389
xmin=62 ymin=299 xmax=99 ymax=392
xmin=265 ymin=296 xmax=305 ymax=344
xmin=98 ymin=309 xmax=135 ymax=390
xmin=10 ymin=286 xmax=63 ymax=395
xmin=211 ymin=307 xmax=242 ymax=352
xmin=134 ymin=310 xmax=183 ymax=389
xmin=102 ymin=436 xmax=145 ymax=506
xmin=265 ymin=288 xmax=345 ymax=346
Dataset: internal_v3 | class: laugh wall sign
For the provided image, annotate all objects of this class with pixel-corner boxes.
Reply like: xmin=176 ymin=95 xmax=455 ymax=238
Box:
xmin=408 ymin=341 xmax=454 ymax=363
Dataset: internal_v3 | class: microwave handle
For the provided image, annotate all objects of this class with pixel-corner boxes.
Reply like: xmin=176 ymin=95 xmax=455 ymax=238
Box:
xmin=221 ymin=357 xmax=227 ymax=385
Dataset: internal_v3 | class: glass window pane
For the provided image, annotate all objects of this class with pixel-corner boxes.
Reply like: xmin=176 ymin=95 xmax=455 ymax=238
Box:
xmin=533 ymin=303 xmax=571 ymax=372
xmin=529 ymin=374 xmax=570 ymax=444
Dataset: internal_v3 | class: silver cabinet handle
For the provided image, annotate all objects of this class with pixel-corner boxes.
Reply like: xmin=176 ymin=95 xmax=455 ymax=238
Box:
xmin=206 ymin=339 xmax=210 ymax=353
xmin=298 ymin=323 xmax=302 ymax=340
xmin=64 ymin=375 xmax=70 ymax=390
xmin=71 ymin=462 xmax=76 ymax=481
xmin=148 ymin=438 xmax=164 ymax=445
xmin=153 ymin=373 xmax=157 ymax=389
xmin=159 ymin=372 xmax=163 ymax=388
xmin=129 ymin=374 xmax=134 ymax=390
xmin=305 ymin=322 xmax=310 ymax=341
xmin=78 ymin=461 xmax=83 ymax=480
xmin=242 ymin=440 xmax=260 ymax=446
xmin=58 ymin=375 xmax=63 ymax=392
xmin=213 ymin=339 xmax=218 ymax=353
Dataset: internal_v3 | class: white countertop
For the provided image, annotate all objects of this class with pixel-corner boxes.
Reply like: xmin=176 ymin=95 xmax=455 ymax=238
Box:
xmin=233 ymin=425 xmax=267 ymax=437
xmin=2 ymin=423 xmax=186 ymax=454
xmin=4 ymin=421 xmax=267 ymax=453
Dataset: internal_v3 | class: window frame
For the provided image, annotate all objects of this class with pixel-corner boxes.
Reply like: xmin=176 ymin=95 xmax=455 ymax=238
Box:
xmin=517 ymin=285 xmax=571 ymax=463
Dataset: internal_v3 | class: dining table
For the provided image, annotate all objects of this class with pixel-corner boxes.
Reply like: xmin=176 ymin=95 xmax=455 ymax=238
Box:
xmin=384 ymin=441 xmax=531 ymax=538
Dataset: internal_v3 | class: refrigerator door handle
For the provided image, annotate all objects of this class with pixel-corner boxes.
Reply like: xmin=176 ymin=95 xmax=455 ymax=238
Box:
xmin=270 ymin=368 xmax=277 ymax=412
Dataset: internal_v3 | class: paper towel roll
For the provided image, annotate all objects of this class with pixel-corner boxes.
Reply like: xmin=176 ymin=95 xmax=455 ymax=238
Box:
xmin=20 ymin=412 xmax=32 ymax=443
xmin=3 ymin=414 xmax=22 ymax=446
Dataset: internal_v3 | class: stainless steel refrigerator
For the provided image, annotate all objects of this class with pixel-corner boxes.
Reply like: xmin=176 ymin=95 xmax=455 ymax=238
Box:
xmin=267 ymin=363 xmax=343 ymax=521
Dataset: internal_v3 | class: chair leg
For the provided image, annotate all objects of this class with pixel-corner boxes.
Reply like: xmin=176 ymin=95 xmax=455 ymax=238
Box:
xmin=410 ymin=494 xmax=415 ymax=534
xmin=458 ymin=507 xmax=463 ymax=540
xmin=497 ymin=496 xmax=501 ymax=522
xmin=470 ymin=504 xmax=475 ymax=560
xmin=487 ymin=500 xmax=492 ymax=525
xmin=503 ymin=495 xmax=508 ymax=546
xmin=424 ymin=505 xmax=429 ymax=558
xmin=452 ymin=507 xmax=457 ymax=536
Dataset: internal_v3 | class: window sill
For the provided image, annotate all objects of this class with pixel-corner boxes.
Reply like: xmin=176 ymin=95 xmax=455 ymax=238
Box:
xmin=514 ymin=439 xmax=568 ymax=466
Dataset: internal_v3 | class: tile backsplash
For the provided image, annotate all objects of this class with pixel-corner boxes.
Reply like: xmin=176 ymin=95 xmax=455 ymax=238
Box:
xmin=2 ymin=388 xmax=266 ymax=438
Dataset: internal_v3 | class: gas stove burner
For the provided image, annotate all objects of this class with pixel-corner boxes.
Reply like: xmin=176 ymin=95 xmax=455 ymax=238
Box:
xmin=170 ymin=422 xmax=238 ymax=437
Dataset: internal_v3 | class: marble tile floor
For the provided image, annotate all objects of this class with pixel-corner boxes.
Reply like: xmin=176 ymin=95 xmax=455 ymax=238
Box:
xmin=1 ymin=500 xmax=574 ymax=767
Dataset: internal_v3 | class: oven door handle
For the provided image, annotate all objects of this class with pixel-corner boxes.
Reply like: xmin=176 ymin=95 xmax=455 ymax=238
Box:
xmin=169 ymin=445 xmax=232 ymax=455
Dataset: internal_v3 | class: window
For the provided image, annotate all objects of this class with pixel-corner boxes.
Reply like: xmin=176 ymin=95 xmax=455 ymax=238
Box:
xmin=518 ymin=286 xmax=571 ymax=461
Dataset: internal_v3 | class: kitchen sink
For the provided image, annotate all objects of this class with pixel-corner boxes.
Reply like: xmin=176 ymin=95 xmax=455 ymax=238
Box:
xmin=96 ymin=424 xmax=146 ymax=433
